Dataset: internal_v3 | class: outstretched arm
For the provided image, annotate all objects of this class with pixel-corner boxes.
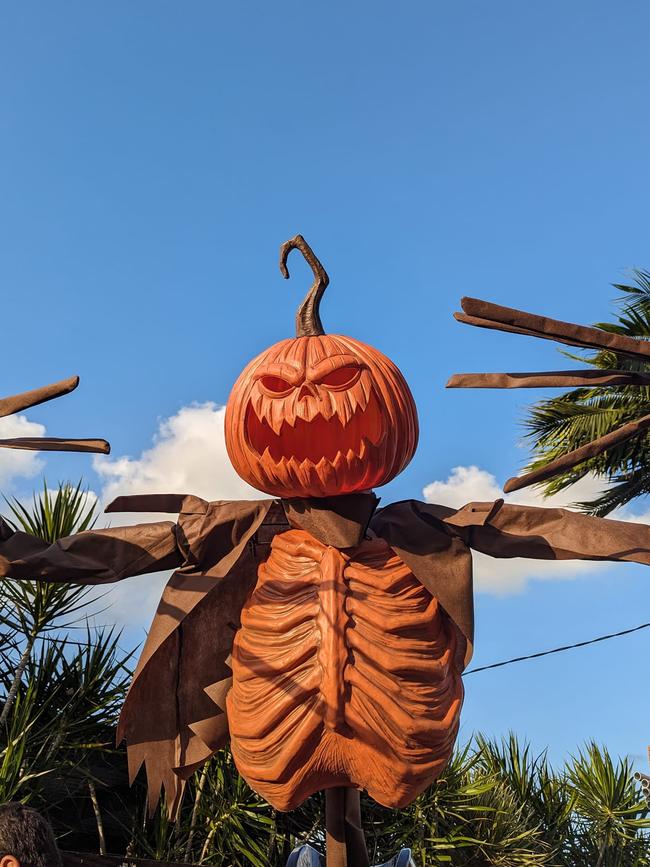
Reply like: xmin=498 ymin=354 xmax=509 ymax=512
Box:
xmin=444 ymin=500 xmax=650 ymax=564
xmin=0 ymin=517 xmax=181 ymax=584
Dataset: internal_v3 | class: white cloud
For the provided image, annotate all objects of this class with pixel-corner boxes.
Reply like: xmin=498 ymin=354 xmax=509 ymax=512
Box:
xmin=0 ymin=415 xmax=46 ymax=488
xmin=423 ymin=466 xmax=616 ymax=594
xmin=94 ymin=402 xmax=260 ymax=513
xmin=91 ymin=403 xmax=262 ymax=625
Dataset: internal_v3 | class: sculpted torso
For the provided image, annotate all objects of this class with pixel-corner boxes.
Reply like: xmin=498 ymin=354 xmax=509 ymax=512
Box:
xmin=227 ymin=528 xmax=465 ymax=810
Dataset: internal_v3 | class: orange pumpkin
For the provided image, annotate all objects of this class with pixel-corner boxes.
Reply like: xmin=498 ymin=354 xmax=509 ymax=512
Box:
xmin=225 ymin=236 xmax=418 ymax=498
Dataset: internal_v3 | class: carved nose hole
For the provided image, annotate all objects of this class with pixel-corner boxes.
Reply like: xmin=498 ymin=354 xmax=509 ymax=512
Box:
xmin=298 ymin=383 xmax=317 ymax=400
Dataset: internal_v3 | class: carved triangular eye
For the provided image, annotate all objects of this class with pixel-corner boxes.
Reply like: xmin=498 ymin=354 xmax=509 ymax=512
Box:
xmin=320 ymin=366 xmax=360 ymax=389
xmin=260 ymin=375 xmax=293 ymax=396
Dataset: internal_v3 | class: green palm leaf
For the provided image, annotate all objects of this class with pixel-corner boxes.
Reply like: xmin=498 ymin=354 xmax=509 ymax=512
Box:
xmin=522 ymin=271 xmax=650 ymax=514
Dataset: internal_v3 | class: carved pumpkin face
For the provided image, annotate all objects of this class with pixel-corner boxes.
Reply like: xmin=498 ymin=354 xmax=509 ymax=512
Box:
xmin=225 ymin=236 xmax=418 ymax=498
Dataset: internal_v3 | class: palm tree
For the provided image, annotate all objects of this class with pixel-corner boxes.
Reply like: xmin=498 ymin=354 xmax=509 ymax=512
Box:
xmin=0 ymin=481 xmax=98 ymax=723
xmin=522 ymin=271 xmax=650 ymax=515
xmin=0 ymin=481 xmax=132 ymax=855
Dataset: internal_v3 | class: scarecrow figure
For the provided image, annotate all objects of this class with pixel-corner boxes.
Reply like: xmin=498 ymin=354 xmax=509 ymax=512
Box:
xmin=1 ymin=238 xmax=650 ymax=867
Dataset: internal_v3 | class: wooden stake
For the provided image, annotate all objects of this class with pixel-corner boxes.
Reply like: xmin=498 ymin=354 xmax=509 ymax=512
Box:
xmin=326 ymin=788 xmax=348 ymax=867
xmin=325 ymin=788 xmax=370 ymax=867
xmin=459 ymin=296 xmax=650 ymax=361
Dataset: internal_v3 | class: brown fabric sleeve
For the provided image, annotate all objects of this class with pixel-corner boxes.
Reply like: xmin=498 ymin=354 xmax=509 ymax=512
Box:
xmin=445 ymin=500 xmax=650 ymax=564
xmin=0 ymin=517 xmax=181 ymax=583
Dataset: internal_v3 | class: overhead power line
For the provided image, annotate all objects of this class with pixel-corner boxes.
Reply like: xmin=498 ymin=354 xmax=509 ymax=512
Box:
xmin=7 ymin=619 xmax=650 ymax=677
xmin=464 ymin=621 xmax=650 ymax=675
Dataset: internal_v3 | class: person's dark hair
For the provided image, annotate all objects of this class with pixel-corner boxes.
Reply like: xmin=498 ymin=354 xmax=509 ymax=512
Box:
xmin=0 ymin=802 xmax=62 ymax=867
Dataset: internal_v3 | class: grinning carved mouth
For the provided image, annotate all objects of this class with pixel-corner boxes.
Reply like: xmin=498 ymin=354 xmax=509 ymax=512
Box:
xmin=245 ymin=400 xmax=385 ymax=465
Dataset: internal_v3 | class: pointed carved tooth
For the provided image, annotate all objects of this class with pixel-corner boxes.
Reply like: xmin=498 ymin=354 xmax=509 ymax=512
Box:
xmin=358 ymin=437 xmax=369 ymax=461
xmin=332 ymin=452 xmax=345 ymax=488
xmin=275 ymin=456 xmax=290 ymax=488
xmin=344 ymin=448 xmax=361 ymax=490
xmin=284 ymin=397 xmax=297 ymax=428
xmin=277 ymin=456 xmax=292 ymax=486
xmin=270 ymin=401 xmax=285 ymax=436
xmin=298 ymin=457 xmax=315 ymax=491
xmin=345 ymin=388 xmax=354 ymax=424
xmin=357 ymin=396 xmax=382 ymax=446
xmin=315 ymin=456 xmax=336 ymax=489
xmin=287 ymin=456 xmax=300 ymax=487
xmin=358 ymin=375 xmax=372 ymax=410
xmin=250 ymin=390 xmax=265 ymax=420
xmin=295 ymin=399 xmax=312 ymax=421
xmin=320 ymin=392 xmax=336 ymax=421
xmin=335 ymin=392 xmax=354 ymax=427
xmin=262 ymin=450 xmax=280 ymax=483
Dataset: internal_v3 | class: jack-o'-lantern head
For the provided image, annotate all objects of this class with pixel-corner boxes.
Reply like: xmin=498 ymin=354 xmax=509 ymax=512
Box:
xmin=225 ymin=236 xmax=418 ymax=498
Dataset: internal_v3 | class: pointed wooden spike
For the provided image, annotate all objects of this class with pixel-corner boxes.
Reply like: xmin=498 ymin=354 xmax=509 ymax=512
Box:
xmin=0 ymin=375 xmax=79 ymax=418
xmin=0 ymin=437 xmax=110 ymax=454
xmin=454 ymin=310 xmax=544 ymax=340
xmin=503 ymin=412 xmax=650 ymax=493
xmin=446 ymin=370 xmax=650 ymax=388
xmin=457 ymin=299 xmax=650 ymax=362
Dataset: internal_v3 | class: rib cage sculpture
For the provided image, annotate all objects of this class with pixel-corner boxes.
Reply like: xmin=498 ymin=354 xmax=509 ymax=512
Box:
xmin=229 ymin=529 xmax=464 ymax=811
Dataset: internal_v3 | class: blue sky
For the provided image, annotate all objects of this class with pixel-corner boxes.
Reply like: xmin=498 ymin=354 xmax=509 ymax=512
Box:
xmin=2 ymin=1 xmax=650 ymax=769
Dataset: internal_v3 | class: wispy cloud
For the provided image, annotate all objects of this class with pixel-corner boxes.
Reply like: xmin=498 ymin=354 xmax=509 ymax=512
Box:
xmin=94 ymin=402 xmax=259 ymax=511
xmin=90 ymin=402 xmax=262 ymax=625
xmin=0 ymin=415 xmax=45 ymax=488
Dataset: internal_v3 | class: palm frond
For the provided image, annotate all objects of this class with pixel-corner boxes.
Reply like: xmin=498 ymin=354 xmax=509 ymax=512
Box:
xmin=521 ymin=271 xmax=650 ymax=513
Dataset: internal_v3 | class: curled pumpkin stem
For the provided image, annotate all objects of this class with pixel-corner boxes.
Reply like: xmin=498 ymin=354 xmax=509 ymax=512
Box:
xmin=279 ymin=235 xmax=329 ymax=337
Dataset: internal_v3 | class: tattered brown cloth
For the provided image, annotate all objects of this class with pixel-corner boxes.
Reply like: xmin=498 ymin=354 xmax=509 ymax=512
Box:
xmin=62 ymin=853 xmax=198 ymax=867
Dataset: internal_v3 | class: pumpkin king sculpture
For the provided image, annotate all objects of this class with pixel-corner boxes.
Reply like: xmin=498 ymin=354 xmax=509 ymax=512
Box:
xmin=2 ymin=238 xmax=650 ymax=865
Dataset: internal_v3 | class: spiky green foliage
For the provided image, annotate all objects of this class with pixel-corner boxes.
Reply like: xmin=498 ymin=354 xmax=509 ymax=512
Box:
xmin=0 ymin=482 xmax=102 ymax=726
xmin=522 ymin=270 xmax=650 ymax=515
xmin=362 ymin=741 xmax=552 ymax=865
xmin=0 ymin=481 xmax=100 ymax=643
xmin=117 ymin=736 xmax=649 ymax=866
xmin=123 ymin=750 xmax=302 ymax=866
xmin=0 ymin=481 xmax=131 ymax=856
xmin=567 ymin=743 xmax=650 ymax=866
xmin=0 ymin=629 xmax=130 ymax=802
